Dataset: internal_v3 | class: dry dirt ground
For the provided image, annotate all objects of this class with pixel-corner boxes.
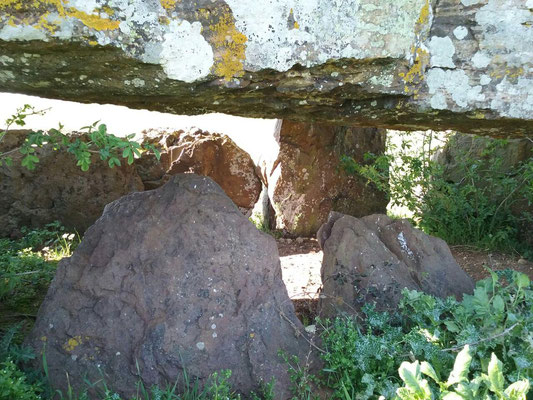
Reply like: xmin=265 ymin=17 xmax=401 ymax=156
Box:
xmin=277 ymin=237 xmax=533 ymax=320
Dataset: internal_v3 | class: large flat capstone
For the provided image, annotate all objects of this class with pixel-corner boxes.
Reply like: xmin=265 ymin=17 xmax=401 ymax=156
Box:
xmin=0 ymin=0 xmax=532 ymax=136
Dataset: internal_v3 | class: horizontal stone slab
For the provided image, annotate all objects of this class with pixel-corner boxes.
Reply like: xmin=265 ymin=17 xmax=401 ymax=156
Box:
xmin=0 ymin=0 xmax=532 ymax=136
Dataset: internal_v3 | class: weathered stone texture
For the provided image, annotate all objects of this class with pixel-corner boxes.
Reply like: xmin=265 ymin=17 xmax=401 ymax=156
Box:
xmin=0 ymin=0 xmax=531 ymax=136
xmin=318 ymin=213 xmax=475 ymax=318
xmin=25 ymin=174 xmax=314 ymax=398
xmin=267 ymin=121 xmax=388 ymax=236
xmin=138 ymin=128 xmax=261 ymax=211
xmin=0 ymin=130 xmax=143 ymax=237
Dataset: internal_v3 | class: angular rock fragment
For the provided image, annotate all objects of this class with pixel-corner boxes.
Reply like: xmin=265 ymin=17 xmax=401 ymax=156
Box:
xmin=267 ymin=121 xmax=388 ymax=236
xmin=137 ymin=129 xmax=261 ymax=213
xmin=318 ymin=213 xmax=474 ymax=317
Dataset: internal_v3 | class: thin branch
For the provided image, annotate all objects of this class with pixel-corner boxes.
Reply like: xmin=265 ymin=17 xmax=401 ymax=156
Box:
xmin=440 ymin=322 xmax=520 ymax=352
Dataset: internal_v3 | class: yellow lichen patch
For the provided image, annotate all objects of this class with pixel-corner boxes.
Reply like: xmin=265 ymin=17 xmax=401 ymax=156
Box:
xmin=289 ymin=8 xmax=299 ymax=29
xmin=400 ymin=47 xmax=430 ymax=96
xmin=67 ymin=9 xmax=120 ymax=31
xmin=0 ymin=0 xmax=120 ymax=33
xmin=63 ymin=335 xmax=83 ymax=352
xmin=88 ymin=40 xmax=98 ymax=46
xmin=401 ymin=0 xmax=431 ymax=96
xmin=417 ymin=0 xmax=430 ymax=27
xmin=160 ymin=0 xmax=177 ymax=11
xmin=210 ymin=12 xmax=248 ymax=81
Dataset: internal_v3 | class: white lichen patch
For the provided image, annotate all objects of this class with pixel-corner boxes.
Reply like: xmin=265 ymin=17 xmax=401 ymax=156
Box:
xmin=68 ymin=0 xmax=99 ymax=15
xmin=453 ymin=26 xmax=468 ymax=40
xmin=131 ymin=78 xmax=145 ymax=87
xmin=428 ymin=36 xmax=455 ymax=68
xmin=480 ymin=74 xmax=491 ymax=85
xmin=225 ymin=0 xmax=427 ymax=72
xmin=471 ymin=52 xmax=491 ymax=69
xmin=196 ymin=342 xmax=205 ymax=350
xmin=160 ymin=20 xmax=214 ymax=82
xmin=430 ymin=92 xmax=448 ymax=110
xmin=0 ymin=24 xmax=47 ymax=41
xmin=474 ymin=0 xmax=533 ymax=67
xmin=0 ymin=70 xmax=15 ymax=82
xmin=491 ymin=77 xmax=533 ymax=119
xmin=397 ymin=232 xmax=414 ymax=258
xmin=427 ymin=68 xmax=485 ymax=109
xmin=0 ymin=55 xmax=14 ymax=65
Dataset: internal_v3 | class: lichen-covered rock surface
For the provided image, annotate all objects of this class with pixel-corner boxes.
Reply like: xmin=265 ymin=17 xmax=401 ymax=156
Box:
xmin=1 ymin=0 xmax=532 ymax=136
xmin=0 ymin=130 xmax=143 ymax=237
xmin=25 ymin=174 xmax=314 ymax=398
xmin=137 ymin=128 xmax=261 ymax=212
xmin=267 ymin=121 xmax=388 ymax=236
xmin=318 ymin=213 xmax=475 ymax=318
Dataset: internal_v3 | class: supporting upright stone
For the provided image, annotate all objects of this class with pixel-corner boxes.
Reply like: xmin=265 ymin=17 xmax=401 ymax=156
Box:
xmin=25 ymin=174 xmax=315 ymax=398
xmin=266 ymin=121 xmax=388 ymax=236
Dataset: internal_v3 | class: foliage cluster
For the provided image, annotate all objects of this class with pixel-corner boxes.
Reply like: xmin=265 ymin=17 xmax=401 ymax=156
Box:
xmin=0 ymin=104 xmax=160 ymax=171
xmin=318 ymin=269 xmax=532 ymax=399
xmin=340 ymin=131 xmax=533 ymax=258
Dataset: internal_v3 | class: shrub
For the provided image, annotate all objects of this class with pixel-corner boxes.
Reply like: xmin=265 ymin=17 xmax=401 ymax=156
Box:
xmin=319 ymin=269 xmax=533 ymax=399
xmin=341 ymin=131 xmax=533 ymax=258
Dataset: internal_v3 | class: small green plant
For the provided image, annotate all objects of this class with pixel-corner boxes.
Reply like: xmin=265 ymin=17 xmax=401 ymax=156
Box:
xmin=279 ymin=351 xmax=317 ymax=400
xmin=0 ymin=222 xmax=79 ymax=307
xmin=396 ymin=346 xmax=530 ymax=400
xmin=0 ymin=104 xmax=161 ymax=171
xmin=319 ymin=269 xmax=533 ymax=399
xmin=341 ymin=131 xmax=533 ymax=258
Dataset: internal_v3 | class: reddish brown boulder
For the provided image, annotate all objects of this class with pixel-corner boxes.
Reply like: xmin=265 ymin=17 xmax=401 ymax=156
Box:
xmin=318 ymin=213 xmax=475 ymax=318
xmin=25 ymin=174 xmax=315 ymax=398
xmin=0 ymin=130 xmax=143 ymax=237
xmin=137 ymin=129 xmax=261 ymax=213
xmin=266 ymin=121 xmax=388 ymax=237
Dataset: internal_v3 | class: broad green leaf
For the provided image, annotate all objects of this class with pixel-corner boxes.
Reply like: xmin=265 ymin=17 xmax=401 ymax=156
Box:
xmin=420 ymin=361 xmax=439 ymax=383
xmin=447 ymin=346 xmax=472 ymax=387
xmin=21 ymin=154 xmax=39 ymax=170
xmin=487 ymin=353 xmax=504 ymax=395
xmin=444 ymin=320 xmax=460 ymax=333
xmin=504 ymin=380 xmax=530 ymax=400
xmin=492 ymin=295 xmax=505 ymax=314
xmin=399 ymin=361 xmax=426 ymax=396
xmin=515 ymin=273 xmax=530 ymax=289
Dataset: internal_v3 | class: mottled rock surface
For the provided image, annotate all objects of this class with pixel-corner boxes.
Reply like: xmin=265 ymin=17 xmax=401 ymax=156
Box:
xmin=0 ymin=1 xmax=532 ymax=136
xmin=137 ymin=128 xmax=261 ymax=211
xmin=25 ymin=174 xmax=313 ymax=398
xmin=267 ymin=121 xmax=388 ymax=236
xmin=318 ymin=213 xmax=475 ymax=317
xmin=0 ymin=130 xmax=143 ymax=237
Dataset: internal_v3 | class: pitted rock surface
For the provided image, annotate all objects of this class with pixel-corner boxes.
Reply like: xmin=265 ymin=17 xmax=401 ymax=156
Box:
xmin=0 ymin=130 xmax=143 ymax=237
xmin=266 ymin=121 xmax=388 ymax=236
xmin=137 ymin=128 xmax=261 ymax=212
xmin=25 ymin=174 xmax=313 ymax=398
xmin=318 ymin=213 xmax=475 ymax=317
